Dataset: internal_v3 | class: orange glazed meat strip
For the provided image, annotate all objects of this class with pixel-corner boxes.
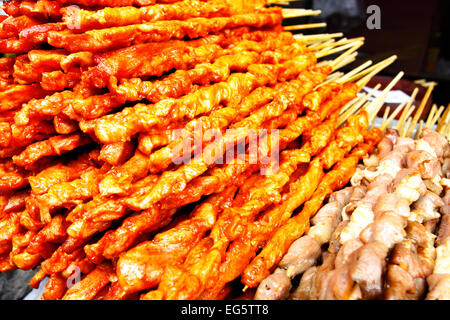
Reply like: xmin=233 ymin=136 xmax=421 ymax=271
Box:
xmin=54 ymin=0 xmax=179 ymax=7
xmin=12 ymin=133 xmax=92 ymax=168
xmin=63 ymin=0 xmax=232 ymax=32
xmin=47 ymin=9 xmax=283 ymax=52
xmin=0 ymin=15 xmax=40 ymax=39
xmin=3 ymin=1 xmax=62 ymax=20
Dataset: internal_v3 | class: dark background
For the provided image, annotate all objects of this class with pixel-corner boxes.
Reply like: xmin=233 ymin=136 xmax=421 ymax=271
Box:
xmin=278 ymin=0 xmax=450 ymax=106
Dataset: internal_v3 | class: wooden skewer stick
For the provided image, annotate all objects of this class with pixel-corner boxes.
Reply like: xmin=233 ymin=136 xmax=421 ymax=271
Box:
xmin=294 ymin=33 xmax=344 ymax=43
xmin=322 ymin=72 xmax=345 ymax=85
xmin=443 ymin=121 xmax=450 ymax=139
xmin=282 ymin=8 xmax=322 ymax=19
xmin=319 ymin=46 xmax=359 ymax=71
xmin=338 ymin=94 xmax=369 ymax=126
xmin=330 ymin=52 xmax=358 ymax=71
xmin=424 ymin=104 xmax=437 ymax=129
xmin=380 ymin=101 xmax=407 ymax=132
xmin=339 ymin=95 xmax=361 ymax=116
xmin=429 ymin=105 xmax=445 ymax=129
xmin=398 ymin=104 xmax=416 ymax=133
xmin=436 ymin=103 xmax=450 ymax=133
xmin=328 ymin=41 xmax=364 ymax=70
xmin=401 ymin=117 xmax=412 ymax=137
xmin=395 ymin=88 xmax=418 ymax=132
xmin=338 ymin=84 xmax=382 ymax=126
xmin=414 ymin=120 xmax=425 ymax=139
xmin=342 ymin=83 xmax=381 ymax=115
xmin=308 ymin=39 xmax=336 ymax=49
xmin=336 ymin=60 xmax=373 ymax=83
xmin=269 ymin=0 xmax=304 ymax=3
xmin=284 ymin=22 xmax=327 ymax=31
xmin=405 ymin=83 xmax=435 ymax=138
xmin=351 ymin=55 xmax=397 ymax=87
xmin=364 ymin=71 xmax=404 ymax=123
xmin=316 ymin=40 xmax=364 ymax=58
xmin=310 ymin=36 xmax=365 ymax=52
xmin=382 ymin=107 xmax=390 ymax=126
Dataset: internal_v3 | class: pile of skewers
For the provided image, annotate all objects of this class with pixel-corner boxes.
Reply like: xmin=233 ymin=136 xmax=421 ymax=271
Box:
xmin=256 ymin=84 xmax=450 ymax=300
xmin=0 ymin=0 xmax=448 ymax=300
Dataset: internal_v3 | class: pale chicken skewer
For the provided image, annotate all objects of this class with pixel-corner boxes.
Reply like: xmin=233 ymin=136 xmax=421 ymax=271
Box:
xmin=427 ymin=203 xmax=450 ymax=300
xmin=346 ymin=128 xmax=447 ymax=300
xmin=287 ymin=126 xmax=448 ymax=300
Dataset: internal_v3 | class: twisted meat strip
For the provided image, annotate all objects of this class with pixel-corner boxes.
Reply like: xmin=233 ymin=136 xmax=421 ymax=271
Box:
xmin=0 ymin=155 xmax=102 ymax=272
xmin=91 ymin=52 xmax=316 ymax=144
xmin=0 ymin=118 xmax=57 ymax=154
xmin=29 ymin=236 xmax=93 ymax=289
xmin=0 ymin=84 xmax=49 ymax=113
xmin=12 ymin=133 xmax=92 ymax=168
xmin=3 ymin=1 xmax=62 ymax=20
xmin=427 ymin=211 xmax=450 ymax=300
xmin=142 ymin=67 xmax=323 ymax=174
xmin=42 ymin=273 xmax=67 ymax=300
xmin=14 ymin=41 xmax=222 ymax=125
xmin=54 ymin=0 xmax=185 ymax=7
xmin=99 ymin=141 xmax=136 ymax=167
xmin=109 ymin=32 xmax=295 ymax=102
xmin=63 ymin=0 xmax=231 ymax=32
xmin=0 ymin=160 xmax=35 ymax=196
xmin=62 ymin=263 xmax=115 ymax=300
xmin=85 ymin=162 xmax=256 ymax=267
xmin=0 ymin=15 xmax=40 ymax=39
xmin=47 ymin=9 xmax=283 ymax=52
xmin=244 ymin=107 xmax=368 ymax=287
xmin=137 ymin=129 xmax=183 ymax=155
xmin=0 ymin=21 xmax=65 ymax=53
xmin=43 ymin=188 xmax=237 ymax=298
xmin=13 ymin=50 xmax=68 ymax=84
xmin=0 ymin=57 xmax=15 ymax=90
xmin=79 ymin=27 xmax=278 ymax=90
xmin=113 ymin=186 xmax=238 ymax=292
xmin=69 ymin=83 xmax=330 ymax=251
xmin=240 ymin=118 xmax=378 ymax=289
xmin=53 ymin=116 xmax=79 ymax=135
xmin=33 ymin=163 xmax=113 ymax=224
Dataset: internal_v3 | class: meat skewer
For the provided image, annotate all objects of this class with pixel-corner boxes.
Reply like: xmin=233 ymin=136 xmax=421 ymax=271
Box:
xmin=62 ymin=0 xmax=232 ymax=32
xmin=47 ymin=9 xmax=283 ymax=52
